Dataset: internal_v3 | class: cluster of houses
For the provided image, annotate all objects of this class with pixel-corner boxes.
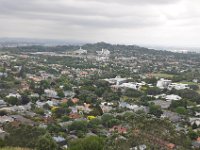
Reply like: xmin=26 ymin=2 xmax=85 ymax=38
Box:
xmin=1 ymin=46 xmax=200 ymax=149
xmin=104 ymin=76 xmax=147 ymax=90
xmin=156 ymin=78 xmax=189 ymax=90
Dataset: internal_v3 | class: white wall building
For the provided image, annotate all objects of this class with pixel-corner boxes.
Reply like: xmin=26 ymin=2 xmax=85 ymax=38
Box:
xmin=44 ymin=89 xmax=58 ymax=98
xmin=165 ymin=94 xmax=182 ymax=101
xmin=74 ymin=47 xmax=87 ymax=55
xmin=156 ymin=78 xmax=172 ymax=89
xmin=96 ymin=49 xmax=110 ymax=56
xmin=119 ymin=82 xmax=145 ymax=90
xmin=104 ymin=76 xmax=127 ymax=86
xmin=168 ymin=83 xmax=189 ymax=90
xmin=6 ymin=93 xmax=21 ymax=99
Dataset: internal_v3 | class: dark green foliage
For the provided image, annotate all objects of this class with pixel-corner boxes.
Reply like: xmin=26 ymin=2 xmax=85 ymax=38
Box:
xmin=56 ymin=88 xmax=65 ymax=98
xmin=68 ymin=120 xmax=88 ymax=133
xmin=188 ymin=130 xmax=198 ymax=140
xmin=68 ymin=136 xmax=104 ymax=150
xmin=145 ymin=77 xmax=157 ymax=85
xmin=102 ymin=91 xmax=120 ymax=102
xmin=170 ymin=99 xmax=187 ymax=109
xmin=124 ymin=89 xmax=142 ymax=98
xmin=145 ymin=87 xmax=161 ymax=95
xmin=175 ymin=107 xmax=188 ymax=115
xmin=101 ymin=114 xmax=116 ymax=127
xmin=5 ymin=97 xmax=18 ymax=105
xmin=36 ymin=134 xmax=58 ymax=150
xmin=0 ymin=139 xmax=5 ymax=148
xmin=149 ymin=104 xmax=163 ymax=117
xmin=47 ymin=123 xmax=63 ymax=133
xmin=4 ymin=124 xmax=46 ymax=148
xmin=189 ymin=84 xmax=199 ymax=91
xmin=77 ymin=90 xmax=97 ymax=104
xmin=171 ymin=89 xmax=200 ymax=103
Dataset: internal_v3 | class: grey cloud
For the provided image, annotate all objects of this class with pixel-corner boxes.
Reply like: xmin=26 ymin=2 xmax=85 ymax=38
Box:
xmin=83 ymin=0 xmax=182 ymax=5
xmin=0 ymin=0 xmax=200 ymax=47
xmin=0 ymin=0 xmax=164 ymax=29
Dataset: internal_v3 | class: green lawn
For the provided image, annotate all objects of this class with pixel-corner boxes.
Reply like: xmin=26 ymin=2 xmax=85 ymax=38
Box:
xmin=150 ymin=73 xmax=174 ymax=78
xmin=178 ymin=81 xmax=199 ymax=85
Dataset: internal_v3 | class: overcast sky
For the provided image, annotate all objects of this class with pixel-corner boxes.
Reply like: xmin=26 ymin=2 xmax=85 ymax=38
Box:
xmin=0 ymin=0 xmax=200 ymax=47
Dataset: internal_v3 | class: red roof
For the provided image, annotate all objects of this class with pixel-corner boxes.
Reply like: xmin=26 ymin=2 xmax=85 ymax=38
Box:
xmin=110 ymin=126 xmax=127 ymax=134
xmin=197 ymin=137 xmax=200 ymax=142
xmin=71 ymin=98 xmax=79 ymax=104
xmin=69 ymin=113 xmax=81 ymax=119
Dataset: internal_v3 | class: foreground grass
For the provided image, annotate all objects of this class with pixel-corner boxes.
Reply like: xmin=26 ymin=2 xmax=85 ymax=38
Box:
xmin=0 ymin=147 xmax=31 ymax=150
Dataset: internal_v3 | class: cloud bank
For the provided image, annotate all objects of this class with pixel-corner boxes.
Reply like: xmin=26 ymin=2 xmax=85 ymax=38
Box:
xmin=0 ymin=0 xmax=200 ymax=47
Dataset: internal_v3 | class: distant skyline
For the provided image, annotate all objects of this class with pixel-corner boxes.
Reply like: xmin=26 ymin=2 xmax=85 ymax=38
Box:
xmin=0 ymin=0 xmax=200 ymax=47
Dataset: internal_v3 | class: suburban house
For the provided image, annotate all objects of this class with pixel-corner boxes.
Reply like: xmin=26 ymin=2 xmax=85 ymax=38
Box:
xmin=156 ymin=78 xmax=172 ymax=89
xmin=168 ymin=83 xmax=189 ymax=90
xmin=150 ymin=100 xmax=171 ymax=109
xmin=44 ymin=89 xmax=58 ymax=98
xmin=104 ymin=76 xmax=127 ymax=86
xmin=189 ymin=118 xmax=200 ymax=126
xmin=73 ymin=47 xmax=87 ymax=55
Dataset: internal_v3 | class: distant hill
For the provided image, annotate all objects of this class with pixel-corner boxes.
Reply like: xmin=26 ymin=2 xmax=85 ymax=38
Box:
xmin=1 ymin=42 xmax=200 ymax=61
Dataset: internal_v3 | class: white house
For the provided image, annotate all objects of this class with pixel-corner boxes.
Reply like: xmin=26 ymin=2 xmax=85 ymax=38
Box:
xmin=44 ymin=89 xmax=58 ymax=98
xmin=189 ymin=118 xmax=200 ymax=126
xmin=0 ymin=100 xmax=7 ymax=108
xmin=104 ymin=76 xmax=127 ymax=85
xmin=119 ymin=102 xmax=147 ymax=112
xmin=6 ymin=93 xmax=21 ymax=99
xmin=165 ymin=94 xmax=182 ymax=101
xmin=168 ymin=83 xmax=189 ymax=90
xmin=156 ymin=78 xmax=172 ymax=89
xmin=119 ymin=82 xmax=139 ymax=90
xmin=0 ymin=72 xmax=7 ymax=78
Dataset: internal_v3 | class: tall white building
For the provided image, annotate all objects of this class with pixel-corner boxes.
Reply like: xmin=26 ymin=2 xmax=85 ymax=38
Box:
xmin=96 ymin=49 xmax=110 ymax=56
xmin=74 ymin=47 xmax=87 ymax=55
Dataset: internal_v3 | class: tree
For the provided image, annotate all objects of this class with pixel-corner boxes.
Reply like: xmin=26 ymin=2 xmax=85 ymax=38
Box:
xmin=88 ymin=118 xmax=101 ymax=129
xmin=188 ymin=130 xmax=198 ymax=140
xmin=149 ymin=104 xmax=163 ymax=117
xmin=40 ymin=80 xmax=50 ymax=89
xmin=5 ymin=97 xmax=18 ymax=105
xmin=102 ymin=91 xmax=120 ymax=102
xmin=95 ymin=87 xmax=105 ymax=97
xmin=21 ymin=93 xmax=31 ymax=105
xmin=175 ymin=107 xmax=188 ymax=115
xmin=146 ymin=87 xmax=161 ymax=95
xmin=56 ymin=88 xmax=65 ymax=98
xmin=4 ymin=124 xmax=46 ymax=148
xmin=107 ymin=118 xmax=121 ymax=128
xmin=68 ymin=120 xmax=88 ymax=133
xmin=0 ymin=139 xmax=5 ymax=148
xmin=189 ymin=84 xmax=199 ymax=91
xmin=36 ymin=134 xmax=58 ymax=150
xmin=77 ymin=90 xmax=97 ymax=104
xmin=101 ymin=114 xmax=114 ymax=127
xmin=145 ymin=77 xmax=157 ymax=85
xmin=124 ymin=89 xmax=142 ymax=98
xmin=52 ymin=107 xmax=66 ymax=118
xmin=170 ymin=100 xmax=187 ymax=110
xmin=63 ymin=83 xmax=72 ymax=91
